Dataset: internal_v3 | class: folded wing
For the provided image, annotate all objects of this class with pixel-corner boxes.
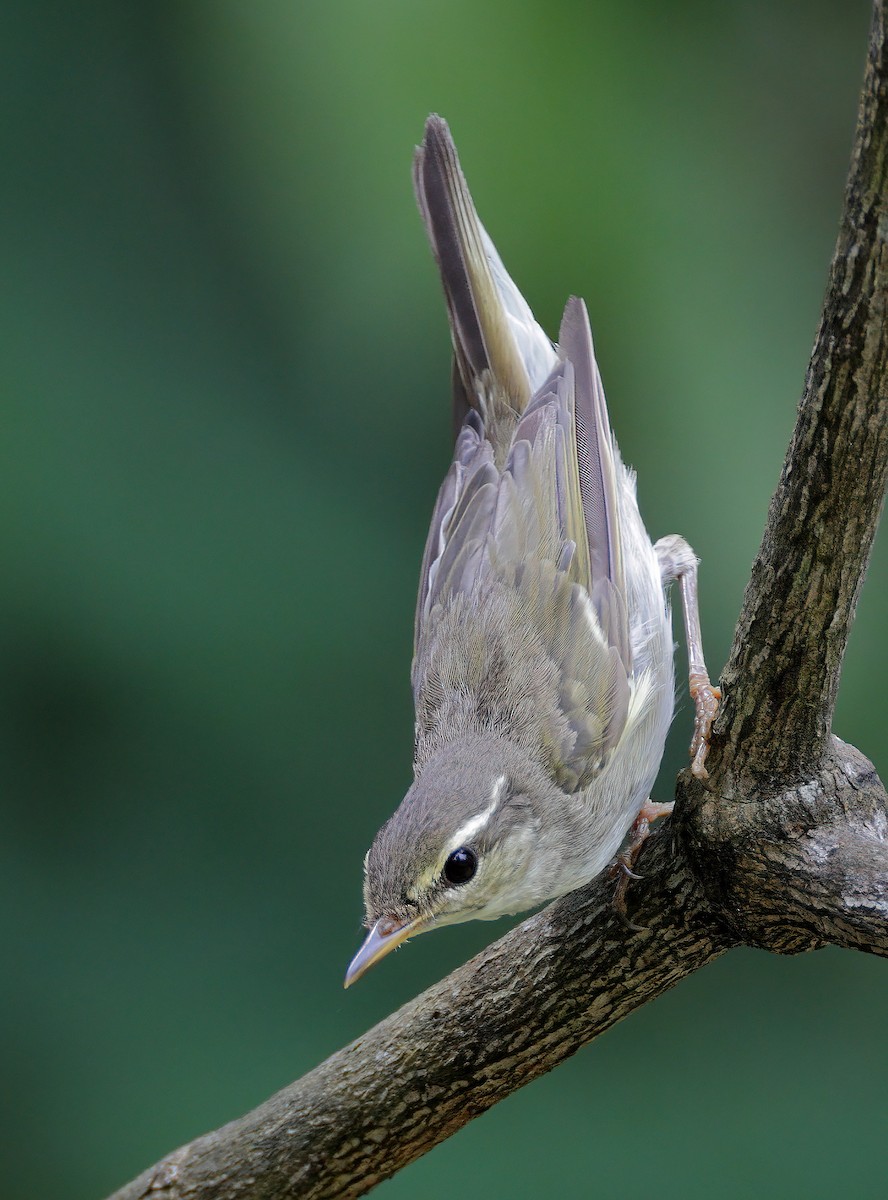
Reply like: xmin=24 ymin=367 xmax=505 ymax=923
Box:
xmin=413 ymin=117 xmax=633 ymax=789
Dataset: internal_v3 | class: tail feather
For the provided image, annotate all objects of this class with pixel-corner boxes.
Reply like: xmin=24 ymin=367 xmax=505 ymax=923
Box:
xmin=414 ymin=116 xmax=556 ymax=429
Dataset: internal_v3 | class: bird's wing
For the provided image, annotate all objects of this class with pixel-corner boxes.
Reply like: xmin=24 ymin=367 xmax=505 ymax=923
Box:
xmin=555 ymin=296 xmax=630 ymax=673
xmin=413 ymin=113 xmax=559 ymax=646
xmin=415 ymin=304 xmax=633 ymax=790
xmin=412 ymin=117 xmax=632 ymax=788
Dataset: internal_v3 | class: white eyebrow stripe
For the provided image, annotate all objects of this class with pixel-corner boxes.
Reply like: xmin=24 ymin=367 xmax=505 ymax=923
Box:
xmin=448 ymin=774 xmax=508 ymax=849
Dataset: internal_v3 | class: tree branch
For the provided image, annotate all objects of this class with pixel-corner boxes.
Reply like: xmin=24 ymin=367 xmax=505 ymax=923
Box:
xmin=106 ymin=3 xmax=888 ymax=1197
xmin=676 ymin=736 xmax=888 ymax=956
xmin=109 ymin=837 xmax=733 ymax=1200
xmin=715 ymin=0 xmax=888 ymax=787
xmin=673 ymin=0 xmax=888 ymax=955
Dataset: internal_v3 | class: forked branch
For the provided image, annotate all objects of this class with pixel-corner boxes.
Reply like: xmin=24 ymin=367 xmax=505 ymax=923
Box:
xmin=107 ymin=4 xmax=888 ymax=1197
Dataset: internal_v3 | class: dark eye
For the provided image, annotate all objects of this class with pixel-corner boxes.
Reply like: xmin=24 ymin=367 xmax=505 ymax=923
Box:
xmin=442 ymin=847 xmax=477 ymax=885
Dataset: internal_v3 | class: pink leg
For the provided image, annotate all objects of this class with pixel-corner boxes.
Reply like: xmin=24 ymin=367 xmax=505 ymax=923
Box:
xmin=611 ymin=800 xmax=675 ymax=924
xmin=655 ymin=535 xmax=721 ymax=779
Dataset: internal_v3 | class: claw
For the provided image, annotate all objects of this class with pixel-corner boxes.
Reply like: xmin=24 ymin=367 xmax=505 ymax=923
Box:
xmin=609 ymin=800 xmax=674 ymax=924
xmin=689 ymin=675 xmax=721 ymax=779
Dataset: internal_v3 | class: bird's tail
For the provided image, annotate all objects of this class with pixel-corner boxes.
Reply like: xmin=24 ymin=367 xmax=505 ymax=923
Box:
xmin=413 ymin=115 xmax=557 ymax=436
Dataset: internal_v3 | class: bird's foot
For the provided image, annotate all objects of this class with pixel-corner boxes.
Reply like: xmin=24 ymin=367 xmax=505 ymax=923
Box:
xmin=610 ymin=800 xmax=674 ymax=928
xmin=689 ymin=670 xmax=721 ymax=780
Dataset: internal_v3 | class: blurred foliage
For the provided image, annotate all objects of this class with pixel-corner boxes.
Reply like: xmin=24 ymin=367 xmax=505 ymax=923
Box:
xmin=0 ymin=2 xmax=884 ymax=1198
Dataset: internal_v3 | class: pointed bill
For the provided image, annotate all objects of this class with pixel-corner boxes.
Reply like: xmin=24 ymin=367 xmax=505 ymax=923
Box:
xmin=344 ymin=915 xmax=427 ymax=988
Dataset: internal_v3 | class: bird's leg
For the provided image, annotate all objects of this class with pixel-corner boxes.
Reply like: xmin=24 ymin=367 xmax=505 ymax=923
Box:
xmin=610 ymin=800 xmax=674 ymax=926
xmin=654 ymin=534 xmax=721 ymax=780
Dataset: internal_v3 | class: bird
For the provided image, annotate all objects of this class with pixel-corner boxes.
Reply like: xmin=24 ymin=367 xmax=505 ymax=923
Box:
xmin=344 ymin=115 xmax=719 ymax=988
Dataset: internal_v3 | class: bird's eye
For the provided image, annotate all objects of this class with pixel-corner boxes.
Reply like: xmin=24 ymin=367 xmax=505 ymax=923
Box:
xmin=442 ymin=847 xmax=477 ymax=885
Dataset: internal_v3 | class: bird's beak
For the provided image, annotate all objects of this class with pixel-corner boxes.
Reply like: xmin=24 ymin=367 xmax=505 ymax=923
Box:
xmin=344 ymin=914 xmax=426 ymax=988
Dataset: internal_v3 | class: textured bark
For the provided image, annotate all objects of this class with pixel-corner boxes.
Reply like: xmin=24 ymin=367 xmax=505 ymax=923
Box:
xmin=714 ymin=0 xmax=888 ymax=788
xmin=673 ymin=0 xmax=888 ymax=956
xmin=106 ymin=4 xmax=888 ymax=1198
xmin=676 ymin=737 xmax=888 ymax=956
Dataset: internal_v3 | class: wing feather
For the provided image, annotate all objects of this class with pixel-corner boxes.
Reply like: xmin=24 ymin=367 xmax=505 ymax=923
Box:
xmin=412 ymin=119 xmax=636 ymax=787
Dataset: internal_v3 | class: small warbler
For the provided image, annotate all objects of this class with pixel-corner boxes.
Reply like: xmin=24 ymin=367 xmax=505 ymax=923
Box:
xmin=345 ymin=116 xmax=719 ymax=987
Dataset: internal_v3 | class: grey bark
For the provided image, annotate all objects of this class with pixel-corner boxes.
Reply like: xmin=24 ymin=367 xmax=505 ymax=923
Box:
xmin=107 ymin=3 xmax=888 ymax=1198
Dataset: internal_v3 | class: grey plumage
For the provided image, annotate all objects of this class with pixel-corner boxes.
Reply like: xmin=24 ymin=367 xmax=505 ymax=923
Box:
xmin=345 ymin=116 xmax=715 ymax=987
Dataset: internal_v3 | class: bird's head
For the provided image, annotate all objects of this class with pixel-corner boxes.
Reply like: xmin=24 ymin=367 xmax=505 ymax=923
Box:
xmin=344 ymin=734 xmax=570 ymax=986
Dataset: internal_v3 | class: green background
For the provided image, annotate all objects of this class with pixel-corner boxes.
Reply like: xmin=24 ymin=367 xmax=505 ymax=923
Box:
xmin=2 ymin=2 xmax=885 ymax=1198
